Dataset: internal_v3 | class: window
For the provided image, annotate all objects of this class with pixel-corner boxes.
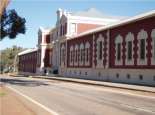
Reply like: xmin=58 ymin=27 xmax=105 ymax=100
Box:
xmin=75 ymin=49 xmax=77 ymax=62
xmin=82 ymin=49 xmax=85 ymax=62
xmin=154 ymin=38 xmax=155 ymax=60
xmin=80 ymin=43 xmax=84 ymax=65
xmin=80 ymin=49 xmax=83 ymax=62
xmin=86 ymin=48 xmax=89 ymax=61
xmin=139 ymin=75 xmax=143 ymax=80
xmin=153 ymin=76 xmax=155 ymax=81
xmin=127 ymin=41 xmax=132 ymax=60
xmin=127 ymin=74 xmax=130 ymax=79
xmin=45 ymin=35 xmax=50 ymax=43
xmin=117 ymin=43 xmax=121 ymax=61
xmin=140 ymin=39 xmax=145 ymax=60
xmin=70 ymin=46 xmax=73 ymax=65
xmin=98 ymin=41 xmax=102 ymax=60
xmin=85 ymin=42 xmax=90 ymax=65
xmin=115 ymin=35 xmax=123 ymax=65
xmin=70 ymin=23 xmax=76 ymax=34
xmin=137 ymin=29 xmax=148 ymax=65
xmin=116 ymin=73 xmax=119 ymax=78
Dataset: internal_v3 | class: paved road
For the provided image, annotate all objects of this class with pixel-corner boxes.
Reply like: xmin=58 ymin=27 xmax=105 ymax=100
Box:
xmin=1 ymin=76 xmax=155 ymax=115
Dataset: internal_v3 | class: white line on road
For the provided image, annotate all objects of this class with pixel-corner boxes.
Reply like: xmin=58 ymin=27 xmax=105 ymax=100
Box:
xmin=7 ymin=85 xmax=59 ymax=115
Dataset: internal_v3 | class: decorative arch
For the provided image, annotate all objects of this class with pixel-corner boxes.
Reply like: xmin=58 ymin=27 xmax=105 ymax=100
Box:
xmin=80 ymin=43 xmax=84 ymax=65
xmin=70 ymin=45 xmax=74 ymax=66
xmin=115 ymin=34 xmax=123 ymax=65
xmin=85 ymin=42 xmax=90 ymax=65
xmin=151 ymin=29 xmax=155 ymax=64
xmin=74 ymin=44 xmax=79 ymax=65
xmin=137 ymin=29 xmax=148 ymax=65
xmin=125 ymin=32 xmax=134 ymax=65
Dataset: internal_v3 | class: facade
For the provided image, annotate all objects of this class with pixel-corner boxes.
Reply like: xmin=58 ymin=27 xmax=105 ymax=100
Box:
xmin=18 ymin=48 xmax=38 ymax=75
xmin=36 ymin=27 xmax=53 ymax=75
xmin=18 ymin=8 xmax=155 ymax=86
xmin=59 ymin=10 xmax=155 ymax=86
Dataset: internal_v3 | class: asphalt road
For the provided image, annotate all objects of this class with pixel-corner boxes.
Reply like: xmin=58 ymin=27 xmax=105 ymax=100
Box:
xmin=1 ymin=76 xmax=155 ymax=115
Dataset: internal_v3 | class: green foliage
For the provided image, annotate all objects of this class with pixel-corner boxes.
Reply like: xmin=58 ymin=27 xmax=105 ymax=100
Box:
xmin=0 ymin=46 xmax=25 ymax=73
xmin=0 ymin=9 xmax=26 ymax=40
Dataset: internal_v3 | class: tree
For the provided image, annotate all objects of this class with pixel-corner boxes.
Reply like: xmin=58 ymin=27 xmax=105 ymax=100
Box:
xmin=0 ymin=9 xmax=26 ymax=40
xmin=0 ymin=46 xmax=25 ymax=73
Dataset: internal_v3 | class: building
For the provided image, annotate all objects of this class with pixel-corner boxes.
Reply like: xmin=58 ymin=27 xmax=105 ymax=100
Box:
xmin=18 ymin=8 xmax=155 ymax=86
xmin=18 ymin=48 xmax=38 ymax=75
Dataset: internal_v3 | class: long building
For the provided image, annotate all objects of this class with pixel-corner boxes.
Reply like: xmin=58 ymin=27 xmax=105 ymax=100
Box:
xmin=18 ymin=8 xmax=155 ymax=86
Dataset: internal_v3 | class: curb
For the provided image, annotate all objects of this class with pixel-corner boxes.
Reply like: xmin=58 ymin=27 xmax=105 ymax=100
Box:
xmin=32 ymin=76 xmax=155 ymax=93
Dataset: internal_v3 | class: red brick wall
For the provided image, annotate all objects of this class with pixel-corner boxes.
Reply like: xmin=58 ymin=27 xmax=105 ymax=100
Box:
xmin=18 ymin=51 xmax=37 ymax=73
xmin=109 ymin=16 xmax=155 ymax=69
xmin=67 ymin=34 xmax=93 ymax=68
xmin=77 ymin=23 xmax=102 ymax=34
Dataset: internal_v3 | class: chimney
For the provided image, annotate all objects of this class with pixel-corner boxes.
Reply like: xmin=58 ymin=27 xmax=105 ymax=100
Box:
xmin=57 ymin=8 xmax=62 ymax=21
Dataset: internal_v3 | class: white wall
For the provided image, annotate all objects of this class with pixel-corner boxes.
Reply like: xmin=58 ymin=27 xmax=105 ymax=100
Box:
xmin=59 ymin=68 xmax=155 ymax=86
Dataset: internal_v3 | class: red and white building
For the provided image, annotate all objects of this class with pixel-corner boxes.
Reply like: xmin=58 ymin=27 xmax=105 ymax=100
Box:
xmin=36 ymin=27 xmax=53 ymax=75
xmin=18 ymin=8 xmax=155 ymax=86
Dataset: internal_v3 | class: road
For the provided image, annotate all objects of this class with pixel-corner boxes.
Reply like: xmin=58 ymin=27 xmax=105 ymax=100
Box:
xmin=1 ymin=76 xmax=155 ymax=115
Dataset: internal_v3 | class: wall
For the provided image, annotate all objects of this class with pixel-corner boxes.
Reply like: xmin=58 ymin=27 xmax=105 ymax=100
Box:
xmin=77 ymin=23 xmax=102 ymax=34
xmin=59 ymin=14 xmax=155 ymax=86
xmin=18 ymin=51 xmax=37 ymax=74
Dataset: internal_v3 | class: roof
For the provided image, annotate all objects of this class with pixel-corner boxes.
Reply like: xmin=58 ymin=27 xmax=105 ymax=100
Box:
xmin=71 ymin=10 xmax=155 ymax=39
xmin=18 ymin=48 xmax=38 ymax=56
xmin=72 ymin=8 xmax=125 ymax=20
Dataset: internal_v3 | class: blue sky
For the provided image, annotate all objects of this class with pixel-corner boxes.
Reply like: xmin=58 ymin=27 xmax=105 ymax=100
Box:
xmin=1 ymin=0 xmax=155 ymax=50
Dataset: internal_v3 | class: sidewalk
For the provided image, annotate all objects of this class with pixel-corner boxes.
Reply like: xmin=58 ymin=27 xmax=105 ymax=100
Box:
xmin=0 ymin=85 xmax=36 ymax=115
xmin=32 ymin=75 xmax=155 ymax=93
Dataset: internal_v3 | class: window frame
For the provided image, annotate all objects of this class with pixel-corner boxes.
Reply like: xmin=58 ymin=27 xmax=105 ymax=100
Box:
xmin=137 ymin=29 xmax=148 ymax=65
xmin=115 ymin=35 xmax=123 ymax=65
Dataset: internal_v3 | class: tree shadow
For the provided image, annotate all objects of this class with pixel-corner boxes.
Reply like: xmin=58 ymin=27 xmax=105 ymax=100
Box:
xmin=0 ymin=78 xmax=49 ymax=87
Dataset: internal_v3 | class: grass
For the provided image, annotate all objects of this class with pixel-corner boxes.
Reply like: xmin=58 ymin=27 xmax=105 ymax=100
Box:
xmin=0 ymin=92 xmax=6 ymax=97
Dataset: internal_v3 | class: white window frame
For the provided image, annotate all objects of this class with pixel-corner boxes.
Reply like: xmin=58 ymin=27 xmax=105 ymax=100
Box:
xmin=125 ymin=32 xmax=134 ymax=65
xmin=85 ymin=42 xmax=90 ymax=66
xmin=96 ymin=34 xmax=104 ymax=68
xmin=151 ymin=29 xmax=155 ymax=65
xmin=115 ymin=35 xmax=123 ymax=65
xmin=70 ymin=23 xmax=77 ymax=35
xmin=137 ymin=29 xmax=148 ymax=65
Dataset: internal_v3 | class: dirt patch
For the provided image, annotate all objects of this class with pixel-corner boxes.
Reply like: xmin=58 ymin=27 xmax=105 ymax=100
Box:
xmin=0 ymin=86 xmax=36 ymax=115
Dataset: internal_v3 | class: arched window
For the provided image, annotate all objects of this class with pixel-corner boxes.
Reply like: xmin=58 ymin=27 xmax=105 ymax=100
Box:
xmin=74 ymin=44 xmax=78 ymax=66
xmin=85 ymin=42 xmax=90 ymax=66
xmin=97 ymin=34 xmax=104 ymax=60
xmin=125 ymin=32 xmax=134 ymax=65
xmin=137 ymin=29 xmax=148 ymax=65
xmin=151 ymin=29 xmax=155 ymax=65
xmin=80 ymin=43 xmax=84 ymax=66
xmin=96 ymin=34 xmax=104 ymax=68
xmin=70 ymin=46 xmax=73 ymax=66
xmin=115 ymin=34 xmax=123 ymax=65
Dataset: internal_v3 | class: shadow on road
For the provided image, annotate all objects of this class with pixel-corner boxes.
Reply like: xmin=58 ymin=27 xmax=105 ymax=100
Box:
xmin=0 ymin=78 xmax=49 ymax=87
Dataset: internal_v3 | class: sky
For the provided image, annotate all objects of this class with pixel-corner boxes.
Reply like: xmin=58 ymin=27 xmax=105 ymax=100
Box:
xmin=1 ymin=0 xmax=155 ymax=50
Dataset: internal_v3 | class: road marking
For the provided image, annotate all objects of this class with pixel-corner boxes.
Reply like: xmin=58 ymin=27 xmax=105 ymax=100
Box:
xmin=7 ymin=85 xmax=59 ymax=115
